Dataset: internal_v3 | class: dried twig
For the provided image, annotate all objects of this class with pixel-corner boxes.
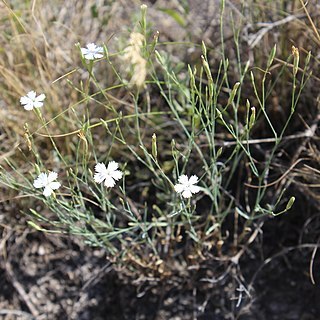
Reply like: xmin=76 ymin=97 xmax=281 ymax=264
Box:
xmin=5 ymin=262 xmax=39 ymax=318
xmin=298 ymin=0 xmax=320 ymax=43
xmin=0 ymin=309 xmax=36 ymax=320
xmin=309 ymin=237 xmax=320 ymax=285
xmin=245 ymin=15 xmax=305 ymax=48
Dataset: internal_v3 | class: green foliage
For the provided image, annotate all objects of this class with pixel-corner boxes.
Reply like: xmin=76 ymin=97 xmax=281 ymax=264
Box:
xmin=0 ymin=1 xmax=314 ymax=275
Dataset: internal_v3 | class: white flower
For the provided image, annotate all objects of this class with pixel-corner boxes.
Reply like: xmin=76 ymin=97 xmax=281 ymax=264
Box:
xmin=81 ymin=43 xmax=104 ymax=60
xmin=20 ymin=91 xmax=46 ymax=111
xmin=174 ymin=174 xmax=200 ymax=199
xmin=33 ymin=172 xmax=61 ymax=197
xmin=94 ymin=161 xmax=123 ymax=188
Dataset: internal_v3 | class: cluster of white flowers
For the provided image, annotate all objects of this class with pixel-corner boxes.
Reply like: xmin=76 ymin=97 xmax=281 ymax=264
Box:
xmin=33 ymin=165 xmax=200 ymax=199
xmin=24 ymin=42 xmax=201 ymax=200
xmin=33 ymin=161 xmax=123 ymax=197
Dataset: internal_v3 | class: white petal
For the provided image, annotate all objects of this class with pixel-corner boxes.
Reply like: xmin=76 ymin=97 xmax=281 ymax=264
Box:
xmin=95 ymin=163 xmax=107 ymax=173
xmin=35 ymin=93 xmax=46 ymax=102
xmin=189 ymin=185 xmax=200 ymax=194
xmin=107 ymin=161 xmax=119 ymax=172
xmin=104 ymin=176 xmax=116 ymax=188
xmin=182 ymin=190 xmax=192 ymax=198
xmin=189 ymin=175 xmax=199 ymax=185
xmin=94 ymin=172 xmax=105 ymax=184
xmin=20 ymin=96 xmax=31 ymax=105
xmin=111 ymin=170 xmax=123 ymax=181
xmin=174 ymin=183 xmax=184 ymax=193
xmin=43 ymin=186 xmax=53 ymax=197
xmin=87 ymin=43 xmax=96 ymax=50
xmin=47 ymin=171 xmax=58 ymax=183
xmin=178 ymin=175 xmax=189 ymax=185
xmin=81 ymin=48 xmax=89 ymax=55
xmin=87 ymin=54 xmax=95 ymax=60
xmin=33 ymin=173 xmax=47 ymax=188
xmin=33 ymin=101 xmax=43 ymax=108
xmin=27 ymin=91 xmax=36 ymax=99
xmin=93 ymin=53 xmax=103 ymax=59
xmin=84 ymin=53 xmax=94 ymax=60
xmin=23 ymin=103 xmax=34 ymax=110
xmin=49 ymin=181 xmax=61 ymax=190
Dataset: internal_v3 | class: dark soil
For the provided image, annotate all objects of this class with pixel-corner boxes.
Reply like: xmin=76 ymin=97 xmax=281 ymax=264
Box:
xmin=1 ymin=205 xmax=320 ymax=319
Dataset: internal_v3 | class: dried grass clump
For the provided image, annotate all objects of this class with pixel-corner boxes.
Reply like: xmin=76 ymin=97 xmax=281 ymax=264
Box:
xmin=0 ymin=0 xmax=131 ymax=131
xmin=122 ymin=32 xmax=147 ymax=88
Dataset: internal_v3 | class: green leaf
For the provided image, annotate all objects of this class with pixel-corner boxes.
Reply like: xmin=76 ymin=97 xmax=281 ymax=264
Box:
xmin=159 ymin=8 xmax=186 ymax=27
xmin=285 ymin=197 xmax=295 ymax=211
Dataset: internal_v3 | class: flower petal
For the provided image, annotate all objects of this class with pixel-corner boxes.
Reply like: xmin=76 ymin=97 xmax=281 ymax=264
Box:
xmin=20 ymin=96 xmax=31 ymax=105
xmin=84 ymin=53 xmax=95 ymax=60
xmin=111 ymin=170 xmax=123 ymax=181
xmin=27 ymin=91 xmax=36 ymax=99
xmin=174 ymin=183 xmax=184 ymax=193
xmin=93 ymin=53 xmax=103 ymax=59
xmin=81 ymin=48 xmax=89 ymax=55
xmin=47 ymin=171 xmax=58 ymax=183
xmin=95 ymin=163 xmax=107 ymax=173
xmin=178 ymin=175 xmax=189 ymax=185
xmin=107 ymin=161 xmax=119 ymax=172
xmin=189 ymin=185 xmax=200 ymax=194
xmin=43 ymin=186 xmax=53 ymax=197
xmin=33 ymin=173 xmax=47 ymax=188
xmin=182 ymin=190 xmax=192 ymax=198
xmin=35 ymin=93 xmax=46 ymax=102
xmin=49 ymin=181 xmax=61 ymax=190
xmin=33 ymin=101 xmax=43 ymax=108
xmin=23 ymin=103 xmax=34 ymax=110
xmin=85 ymin=53 xmax=94 ymax=60
xmin=93 ymin=173 xmax=104 ymax=184
xmin=86 ymin=43 xmax=96 ymax=50
xmin=189 ymin=175 xmax=199 ymax=185
xmin=104 ymin=176 xmax=115 ymax=188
